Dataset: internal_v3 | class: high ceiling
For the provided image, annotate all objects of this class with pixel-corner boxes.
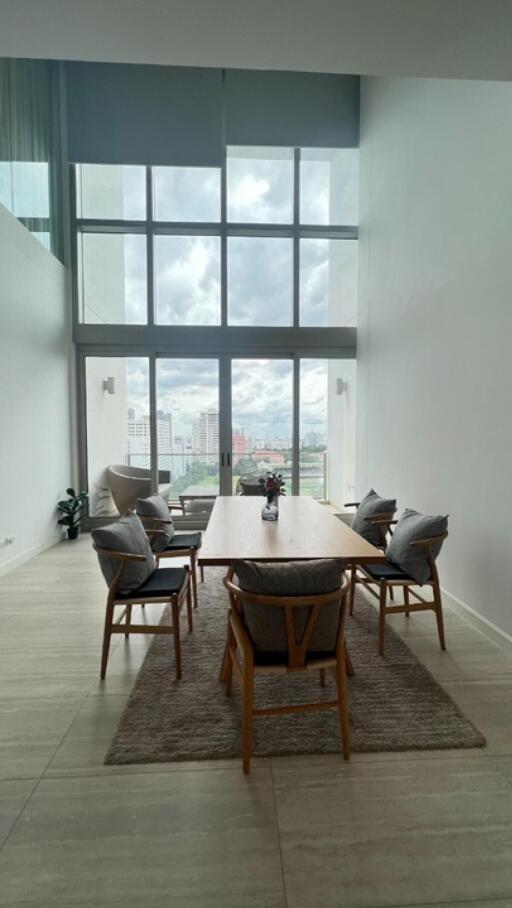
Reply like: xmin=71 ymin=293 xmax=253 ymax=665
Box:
xmin=1 ymin=0 xmax=511 ymax=82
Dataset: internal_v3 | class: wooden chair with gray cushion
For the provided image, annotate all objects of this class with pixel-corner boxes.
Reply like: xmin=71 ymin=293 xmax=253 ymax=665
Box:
xmin=350 ymin=509 xmax=448 ymax=655
xmin=345 ymin=489 xmax=397 ymax=614
xmin=235 ymin=474 xmax=267 ymax=496
xmin=91 ymin=514 xmax=192 ymax=680
xmin=221 ymin=559 xmax=351 ymax=774
xmin=135 ymin=495 xmax=202 ymax=609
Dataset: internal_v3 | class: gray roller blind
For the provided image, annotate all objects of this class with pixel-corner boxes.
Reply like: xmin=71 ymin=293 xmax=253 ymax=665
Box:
xmin=225 ymin=70 xmax=359 ymax=148
xmin=66 ymin=62 xmax=224 ymax=166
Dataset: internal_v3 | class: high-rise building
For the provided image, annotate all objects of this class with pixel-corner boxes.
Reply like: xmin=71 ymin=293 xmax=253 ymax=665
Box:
xmin=192 ymin=408 xmax=219 ymax=460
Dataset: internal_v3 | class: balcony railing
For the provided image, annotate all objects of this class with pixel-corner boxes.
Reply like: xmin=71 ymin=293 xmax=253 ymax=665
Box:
xmin=126 ymin=449 xmax=328 ymax=499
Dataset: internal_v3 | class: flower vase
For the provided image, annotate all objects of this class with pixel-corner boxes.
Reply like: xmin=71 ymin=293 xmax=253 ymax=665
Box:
xmin=261 ymin=494 xmax=279 ymax=521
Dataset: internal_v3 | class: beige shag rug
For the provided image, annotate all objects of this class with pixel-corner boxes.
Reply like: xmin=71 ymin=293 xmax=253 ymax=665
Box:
xmin=105 ymin=568 xmax=485 ymax=764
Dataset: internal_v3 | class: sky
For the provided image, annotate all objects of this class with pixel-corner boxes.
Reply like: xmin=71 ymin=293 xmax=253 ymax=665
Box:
xmin=101 ymin=355 xmax=336 ymax=444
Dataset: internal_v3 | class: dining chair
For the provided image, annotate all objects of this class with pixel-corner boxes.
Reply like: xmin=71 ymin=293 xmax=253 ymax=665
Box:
xmin=222 ymin=560 xmax=351 ymax=774
xmin=135 ymin=495 xmax=203 ymax=609
xmin=92 ymin=514 xmax=192 ymax=681
xmin=350 ymin=509 xmax=449 ymax=655
xmin=345 ymin=489 xmax=397 ymax=614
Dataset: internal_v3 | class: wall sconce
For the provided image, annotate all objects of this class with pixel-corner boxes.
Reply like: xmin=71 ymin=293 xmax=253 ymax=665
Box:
xmin=336 ymin=378 xmax=346 ymax=396
xmin=103 ymin=377 xmax=116 ymax=395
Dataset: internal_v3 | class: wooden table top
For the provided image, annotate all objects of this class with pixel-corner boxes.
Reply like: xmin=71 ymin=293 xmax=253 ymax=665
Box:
xmin=198 ymin=496 xmax=386 ymax=566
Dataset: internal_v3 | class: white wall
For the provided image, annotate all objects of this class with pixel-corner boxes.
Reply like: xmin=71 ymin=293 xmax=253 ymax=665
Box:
xmin=2 ymin=0 xmax=512 ymax=82
xmin=0 ymin=205 xmax=73 ymax=572
xmin=357 ymin=76 xmax=512 ymax=636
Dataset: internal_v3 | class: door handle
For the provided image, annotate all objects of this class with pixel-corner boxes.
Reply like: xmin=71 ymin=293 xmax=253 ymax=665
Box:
xmin=227 ymin=452 xmax=231 ymax=468
xmin=221 ymin=452 xmax=224 ymax=467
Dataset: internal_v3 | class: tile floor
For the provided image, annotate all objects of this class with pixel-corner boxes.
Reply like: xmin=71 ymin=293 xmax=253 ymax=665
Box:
xmin=1 ymin=536 xmax=512 ymax=907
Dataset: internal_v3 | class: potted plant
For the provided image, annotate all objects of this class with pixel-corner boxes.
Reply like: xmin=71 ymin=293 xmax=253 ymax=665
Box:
xmin=57 ymin=488 xmax=88 ymax=540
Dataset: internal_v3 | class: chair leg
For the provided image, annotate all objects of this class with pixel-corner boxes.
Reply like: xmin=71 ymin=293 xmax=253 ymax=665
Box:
xmin=404 ymin=586 xmax=410 ymax=617
xmin=100 ymin=600 xmax=115 ymax=680
xmin=191 ymin=551 xmax=199 ymax=609
xmin=349 ymin=564 xmax=357 ymax=616
xmin=378 ymin=583 xmax=387 ymax=655
xmin=434 ymin=584 xmax=446 ymax=651
xmin=225 ymin=623 xmax=235 ymax=697
xmin=124 ymin=604 xmax=132 ymax=639
xmin=171 ymin=599 xmax=182 ymax=680
xmin=242 ymin=664 xmax=254 ymax=775
xmin=186 ymin=577 xmax=193 ymax=633
xmin=200 ymin=564 xmax=205 ymax=582
xmin=319 ymin=668 xmax=326 ymax=687
xmin=336 ymin=646 xmax=351 ymax=760
xmin=389 ymin=585 xmax=394 ymax=602
xmin=344 ymin=641 xmax=355 ymax=677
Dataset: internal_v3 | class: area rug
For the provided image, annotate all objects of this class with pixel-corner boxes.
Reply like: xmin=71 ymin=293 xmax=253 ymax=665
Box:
xmin=105 ymin=568 xmax=485 ymax=764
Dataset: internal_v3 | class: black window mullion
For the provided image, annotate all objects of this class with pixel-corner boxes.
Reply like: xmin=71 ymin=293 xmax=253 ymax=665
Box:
xmin=146 ymin=166 xmax=154 ymax=326
xmin=221 ymin=147 xmax=228 ymax=327
xmin=293 ymin=147 xmax=300 ymax=329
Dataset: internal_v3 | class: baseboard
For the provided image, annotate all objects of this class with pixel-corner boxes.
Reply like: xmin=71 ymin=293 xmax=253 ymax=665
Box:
xmin=443 ymin=587 xmax=512 ymax=655
xmin=0 ymin=535 xmax=61 ymax=577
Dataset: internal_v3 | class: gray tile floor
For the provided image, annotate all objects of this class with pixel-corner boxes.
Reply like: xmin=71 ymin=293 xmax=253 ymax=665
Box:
xmin=1 ymin=536 xmax=512 ymax=907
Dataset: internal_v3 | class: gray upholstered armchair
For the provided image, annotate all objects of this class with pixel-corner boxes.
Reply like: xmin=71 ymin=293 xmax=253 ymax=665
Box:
xmin=106 ymin=464 xmax=171 ymax=516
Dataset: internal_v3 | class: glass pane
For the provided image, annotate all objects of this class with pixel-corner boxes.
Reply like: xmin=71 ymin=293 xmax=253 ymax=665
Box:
xmin=85 ymin=357 xmax=150 ymax=516
xmin=228 ymin=237 xmax=293 ymax=326
xmin=76 ymin=164 xmax=146 ymax=220
xmin=157 ymin=359 xmax=219 ymax=503
xmin=232 ymin=359 xmax=293 ymax=493
xmin=154 ymin=235 xmax=221 ymax=325
xmin=79 ymin=233 xmax=147 ymax=324
xmin=300 ymin=148 xmax=359 ymax=225
xmin=227 ymin=146 xmax=293 ymax=223
xmin=12 ymin=162 xmax=49 ymax=218
xmin=153 ymin=166 xmax=220 ymax=221
xmin=300 ymin=359 xmax=356 ymax=504
xmin=32 ymin=231 xmax=51 ymax=250
xmin=300 ymin=238 xmax=358 ymax=327
xmin=0 ymin=162 xmax=12 ymax=211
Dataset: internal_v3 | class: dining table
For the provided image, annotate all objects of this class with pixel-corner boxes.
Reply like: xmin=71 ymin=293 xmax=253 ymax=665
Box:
xmin=198 ymin=495 xmax=386 ymax=567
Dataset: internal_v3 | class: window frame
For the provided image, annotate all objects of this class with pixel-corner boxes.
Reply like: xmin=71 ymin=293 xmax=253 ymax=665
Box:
xmin=71 ymin=149 xmax=358 ymax=522
xmin=72 ymin=149 xmax=358 ymax=331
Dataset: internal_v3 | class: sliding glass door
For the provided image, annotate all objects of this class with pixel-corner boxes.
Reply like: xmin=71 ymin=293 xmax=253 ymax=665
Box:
xmin=82 ymin=353 xmax=355 ymax=517
xmin=231 ymin=359 xmax=293 ymax=493
xmin=156 ymin=359 xmax=220 ymax=501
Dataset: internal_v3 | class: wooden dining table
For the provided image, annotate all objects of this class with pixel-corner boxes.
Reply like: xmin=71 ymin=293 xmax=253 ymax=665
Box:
xmin=198 ymin=495 xmax=386 ymax=567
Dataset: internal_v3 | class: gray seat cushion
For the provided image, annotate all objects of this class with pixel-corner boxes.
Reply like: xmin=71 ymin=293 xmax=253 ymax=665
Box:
xmin=386 ymin=509 xmax=448 ymax=585
xmin=136 ymin=495 xmax=174 ymax=552
xmin=351 ymin=489 xmax=397 ymax=547
xmin=92 ymin=514 xmax=156 ymax=595
xmin=234 ymin=560 xmax=344 ymax=656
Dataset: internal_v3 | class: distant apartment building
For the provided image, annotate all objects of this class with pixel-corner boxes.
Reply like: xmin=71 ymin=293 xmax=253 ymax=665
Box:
xmin=302 ymin=431 xmax=327 ymax=448
xmin=192 ymin=408 xmax=219 ymax=461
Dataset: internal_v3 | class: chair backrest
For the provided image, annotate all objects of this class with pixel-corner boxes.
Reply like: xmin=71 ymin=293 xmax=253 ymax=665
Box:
xmin=224 ymin=569 xmax=349 ymax=669
xmin=236 ymin=474 xmax=266 ymax=496
xmin=91 ymin=514 xmax=155 ymax=595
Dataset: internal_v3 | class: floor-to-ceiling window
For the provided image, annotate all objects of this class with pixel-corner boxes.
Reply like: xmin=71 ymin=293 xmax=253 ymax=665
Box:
xmin=74 ymin=147 xmax=358 ymax=519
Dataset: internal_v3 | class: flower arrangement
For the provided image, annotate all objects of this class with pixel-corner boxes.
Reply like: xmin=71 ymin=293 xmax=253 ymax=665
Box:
xmin=262 ymin=471 xmax=286 ymax=502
